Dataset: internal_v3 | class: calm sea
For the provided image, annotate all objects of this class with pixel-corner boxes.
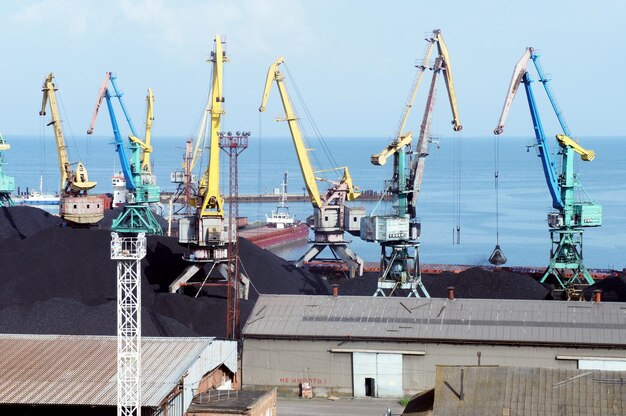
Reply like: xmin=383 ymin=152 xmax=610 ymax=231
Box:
xmin=4 ymin=134 xmax=625 ymax=270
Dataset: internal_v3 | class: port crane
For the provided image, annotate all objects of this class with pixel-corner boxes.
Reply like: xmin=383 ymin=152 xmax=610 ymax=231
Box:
xmin=362 ymin=29 xmax=461 ymax=297
xmin=260 ymin=57 xmax=366 ymax=278
xmin=169 ymin=35 xmax=239 ymax=292
xmin=0 ymin=133 xmax=15 ymax=206
xmin=87 ymin=72 xmax=162 ymax=235
xmin=494 ymin=47 xmax=602 ymax=288
xmin=40 ymin=73 xmax=104 ymax=225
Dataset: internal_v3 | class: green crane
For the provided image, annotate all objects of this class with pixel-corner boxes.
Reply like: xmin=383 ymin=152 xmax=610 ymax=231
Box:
xmin=0 ymin=133 xmax=15 ymax=207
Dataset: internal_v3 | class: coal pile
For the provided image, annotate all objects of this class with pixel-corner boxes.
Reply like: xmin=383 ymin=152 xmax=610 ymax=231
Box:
xmin=336 ymin=267 xmax=550 ymax=300
xmin=0 ymin=206 xmax=61 ymax=243
xmin=583 ymin=274 xmax=626 ymax=302
xmin=0 ymin=206 xmax=328 ymax=337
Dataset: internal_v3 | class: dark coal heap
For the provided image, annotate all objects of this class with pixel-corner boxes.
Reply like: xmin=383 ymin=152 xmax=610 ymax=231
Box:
xmin=0 ymin=206 xmax=329 ymax=337
xmin=336 ymin=267 xmax=551 ymax=300
xmin=583 ymin=274 xmax=626 ymax=302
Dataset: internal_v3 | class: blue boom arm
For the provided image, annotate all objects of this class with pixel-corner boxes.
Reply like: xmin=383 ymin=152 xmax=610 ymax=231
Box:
xmin=109 ymin=74 xmax=138 ymax=138
xmin=522 ymin=72 xmax=563 ymax=210
xmin=104 ymin=89 xmax=135 ymax=191
xmin=530 ymin=52 xmax=571 ymax=137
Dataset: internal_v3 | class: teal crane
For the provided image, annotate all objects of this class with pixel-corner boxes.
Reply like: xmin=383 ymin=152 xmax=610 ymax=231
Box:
xmin=88 ymin=72 xmax=162 ymax=235
xmin=363 ymin=30 xmax=462 ymax=297
xmin=494 ymin=48 xmax=601 ymax=288
xmin=0 ymin=133 xmax=15 ymax=206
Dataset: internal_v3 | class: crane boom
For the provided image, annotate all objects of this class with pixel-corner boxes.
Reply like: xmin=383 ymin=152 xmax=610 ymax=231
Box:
xmin=433 ymin=30 xmax=462 ymax=131
xmin=198 ymin=35 xmax=227 ymax=219
xmin=40 ymin=73 xmax=96 ymax=194
xmin=494 ymin=48 xmax=531 ymax=135
xmin=87 ymin=72 xmax=111 ymax=135
xmin=103 ymin=88 xmax=135 ymax=190
xmin=408 ymin=56 xmax=441 ymax=214
xmin=259 ymin=57 xmax=323 ymax=208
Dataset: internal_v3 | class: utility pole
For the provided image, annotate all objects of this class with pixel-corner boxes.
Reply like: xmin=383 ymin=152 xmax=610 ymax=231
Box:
xmin=219 ymin=131 xmax=249 ymax=339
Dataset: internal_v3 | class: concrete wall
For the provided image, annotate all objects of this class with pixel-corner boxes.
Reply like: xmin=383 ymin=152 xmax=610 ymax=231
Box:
xmin=242 ymin=337 xmax=626 ymax=398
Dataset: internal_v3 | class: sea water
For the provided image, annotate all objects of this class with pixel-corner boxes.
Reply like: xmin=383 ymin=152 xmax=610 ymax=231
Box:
xmin=4 ymin=134 xmax=625 ymax=269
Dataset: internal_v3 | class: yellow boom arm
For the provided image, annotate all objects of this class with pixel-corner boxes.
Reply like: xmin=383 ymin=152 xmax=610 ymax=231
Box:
xmin=433 ymin=30 xmax=462 ymax=131
xmin=371 ymin=133 xmax=413 ymax=166
xmin=198 ymin=35 xmax=227 ymax=218
xmin=129 ymin=88 xmax=155 ymax=175
xmin=40 ymin=73 xmax=96 ymax=194
xmin=556 ymin=134 xmax=595 ymax=161
xmin=259 ymin=57 xmax=323 ymax=209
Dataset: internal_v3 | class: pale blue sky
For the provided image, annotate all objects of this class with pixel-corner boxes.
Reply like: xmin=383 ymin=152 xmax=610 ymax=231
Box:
xmin=0 ymin=0 xmax=623 ymax=140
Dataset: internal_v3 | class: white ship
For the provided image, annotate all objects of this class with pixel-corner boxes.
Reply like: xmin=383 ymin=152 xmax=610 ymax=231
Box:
xmin=14 ymin=176 xmax=60 ymax=206
xmin=15 ymin=190 xmax=60 ymax=206
xmin=266 ymin=172 xmax=295 ymax=229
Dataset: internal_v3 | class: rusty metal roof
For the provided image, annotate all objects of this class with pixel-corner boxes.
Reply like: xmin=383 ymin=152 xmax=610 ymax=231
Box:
xmin=242 ymin=295 xmax=626 ymax=347
xmin=0 ymin=334 xmax=228 ymax=407
xmin=432 ymin=365 xmax=626 ymax=415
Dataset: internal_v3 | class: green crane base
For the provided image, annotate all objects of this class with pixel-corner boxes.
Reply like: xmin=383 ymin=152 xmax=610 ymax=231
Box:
xmin=540 ymin=228 xmax=594 ymax=289
xmin=112 ymin=205 xmax=163 ymax=235
xmin=0 ymin=193 xmax=15 ymax=207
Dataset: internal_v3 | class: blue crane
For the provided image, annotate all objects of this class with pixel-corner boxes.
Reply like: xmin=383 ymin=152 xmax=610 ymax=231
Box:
xmin=88 ymin=72 xmax=162 ymax=235
xmin=494 ymin=48 xmax=601 ymax=288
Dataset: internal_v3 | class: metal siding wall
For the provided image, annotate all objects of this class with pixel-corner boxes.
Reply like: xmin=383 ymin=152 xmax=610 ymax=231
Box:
xmin=243 ymin=338 xmax=626 ymax=397
xmin=243 ymin=339 xmax=353 ymax=394
xmin=183 ymin=340 xmax=238 ymax=411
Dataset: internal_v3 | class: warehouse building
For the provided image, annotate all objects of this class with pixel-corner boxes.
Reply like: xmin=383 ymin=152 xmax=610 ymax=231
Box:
xmin=0 ymin=334 xmax=237 ymax=415
xmin=241 ymin=294 xmax=626 ymax=398
xmin=424 ymin=365 xmax=626 ymax=415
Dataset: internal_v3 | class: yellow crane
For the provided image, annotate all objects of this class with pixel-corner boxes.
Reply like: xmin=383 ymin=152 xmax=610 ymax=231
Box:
xmin=170 ymin=35 xmax=235 ymax=292
xmin=129 ymin=88 xmax=155 ymax=177
xmin=260 ymin=57 xmax=365 ymax=278
xmin=40 ymin=73 xmax=104 ymax=225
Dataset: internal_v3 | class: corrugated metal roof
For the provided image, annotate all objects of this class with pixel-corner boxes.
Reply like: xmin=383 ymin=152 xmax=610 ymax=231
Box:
xmin=242 ymin=295 xmax=626 ymax=347
xmin=432 ymin=366 xmax=626 ymax=415
xmin=0 ymin=334 xmax=230 ymax=407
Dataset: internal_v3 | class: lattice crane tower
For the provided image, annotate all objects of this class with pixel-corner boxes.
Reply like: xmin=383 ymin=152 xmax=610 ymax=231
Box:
xmin=111 ymin=232 xmax=146 ymax=416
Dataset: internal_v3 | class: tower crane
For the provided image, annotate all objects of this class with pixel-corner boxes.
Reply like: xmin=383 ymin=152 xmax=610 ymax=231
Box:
xmin=0 ymin=133 xmax=15 ymax=207
xmin=169 ymin=35 xmax=240 ymax=292
xmin=87 ymin=72 xmax=162 ymax=235
xmin=260 ymin=57 xmax=366 ymax=278
xmin=362 ymin=29 xmax=462 ymax=297
xmin=494 ymin=47 xmax=602 ymax=288
xmin=40 ymin=73 xmax=104 ymax=225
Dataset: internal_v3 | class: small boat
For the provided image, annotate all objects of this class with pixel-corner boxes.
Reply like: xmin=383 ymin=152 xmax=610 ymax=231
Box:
xmin=14 ymin=190 xmax=60 ymax=206
xmin=14 ymin=176 xmax=60 ymax=206
xmin=266 ymin=172 xmax=295 ymax=229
